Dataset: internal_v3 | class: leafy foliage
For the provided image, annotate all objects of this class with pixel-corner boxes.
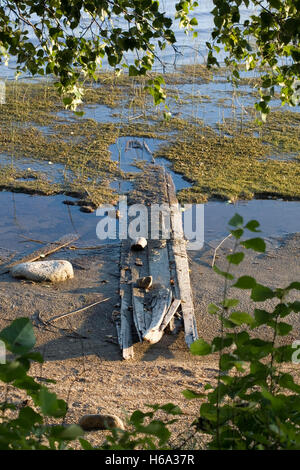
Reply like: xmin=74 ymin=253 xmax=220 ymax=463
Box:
xmin=0 ymin=318 xmax=181 ymax=450
xmin=207 ymin=0 xmax=300 ymax=121
xmin=0 ymin=1 xmax=299 ymax=116
xmin=188 ymin=215 xmax=300 ymax=449
xmin=0 ymin=318 xmax=84 ymax=449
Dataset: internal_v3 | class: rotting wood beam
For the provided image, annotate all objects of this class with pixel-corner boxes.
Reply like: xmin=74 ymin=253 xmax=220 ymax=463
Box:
xmin=165 ymin=172 xmax=198 ymax=348
xmin=119 ymin=242 xmax=134 ymax=360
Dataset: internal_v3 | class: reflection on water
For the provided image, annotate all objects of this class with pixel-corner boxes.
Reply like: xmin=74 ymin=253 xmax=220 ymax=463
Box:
xmin=0 ymin=192 xmax=103 ymax=253
xmin=0 ymin=153 xmax=69 ymax=183
xmin=204 ymin=199 xmax=300 ymax=245
xmin=1 ymin=190 xmax=299 ymax=255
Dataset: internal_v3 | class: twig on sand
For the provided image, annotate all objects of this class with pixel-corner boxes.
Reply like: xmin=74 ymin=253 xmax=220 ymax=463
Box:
xmin=212 ymin=234 xmax=232 ymax=268
xmin=46 ymin=298 xmax=110 ymax=324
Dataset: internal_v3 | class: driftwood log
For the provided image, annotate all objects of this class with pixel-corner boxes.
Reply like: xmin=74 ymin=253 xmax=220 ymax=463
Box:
xmin=116 ymin=167 xmax=198 ymax=359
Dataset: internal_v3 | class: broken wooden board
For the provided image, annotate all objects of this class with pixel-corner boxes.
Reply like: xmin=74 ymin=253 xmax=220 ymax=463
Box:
xmin=119 ymin=243 xmax=134 ymax=360
xmin=141 ymin=237 xmax=173 ymax=343
xmin=160 ymin=298 xmax=181 ymax=332
xmin=165 ymin=172 xmax=198 ymax=348
xmin=0 ymin=233 xmax=79 ymax=275
xmin=143 ymin=286 xmax=172 ymax=344
xmin=130 ymin=247 xmax=151 ymax=340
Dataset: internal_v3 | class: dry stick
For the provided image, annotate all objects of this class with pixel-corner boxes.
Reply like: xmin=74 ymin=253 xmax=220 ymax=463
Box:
xmin=46 ymin=298 xmax=110 ymax=324
xmin=18 ymin=235 xmax=48 ymax=244
xmin=69 ymin=244 xmax=105 ymax=250
xmin=211 ymin=234 xmax=232 ymax=268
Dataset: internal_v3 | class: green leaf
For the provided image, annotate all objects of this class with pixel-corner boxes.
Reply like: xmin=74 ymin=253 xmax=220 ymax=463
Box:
xmin=13 ymin=376 xmax=40 ymax=393
xmin=241 ymin=238 xmax=266 ymax=253
xmin=229 ymin=311 xmax=255 ymax=326
xmin=159 ymin=403 xmax=182 ymax=415
xmin=228 ymin=213 xmax=243 ymax=227
xmin=182 ymin=389 xmax=205 ymax=399
xmin=36 ymin=387 xmax=67 ymax=418
xmin=254 ymin=309 xmax=272 ymax=326
xmin=79 ymin=438 xmax=94 ymax=450
xmin=204 ymin=384 xmax=213 ymax=390
xmin=286 ymin=282 xmax=300 ymax=291
xmin=14 ymin=407 xmax=43 ymax=429
xmin=269 ymin=0 xmax=281 ymax=9
xmin=200 ymin=403 xmax=217 ymax=422
xmin=226 ymin=252 xmax=244 ymax=265
xmin=289 ymin=301 xmax=300 ymax=313
xmin=261 ymin=389 xmax=285 ymax=412
xmin=233 ymin=276 xmax=257 ymax=289
xmin=0 ymin=318 xmax=35 ymax=354
xmin=223 ymin=298 xmax=239 ymax=309
xmin=19 ymin=352 xmax=44 ymax=363
xmin=213 ymin=265 xmax=234 ymax=280
xmin=222 ymin=318 xmax=237 ymax=328
xmin=0 ymin=361 xmax=27 ymax=383
xmin=273 ymin=344 xmax=293 ymax=363
xmin=138 ymin=421 xmax=171 ymax=443
xmin=278 ymin=374 xmax=300 ymax=393
xmin=208 ymin=303 xmax=219 ymax=314
xmin=244 ymin=220 xmax=261 ymax=232
xmin=51 ymin=424 xmax=84 ymax=440
xmin=274 ymin=303 xmax=291 ymax=318
xmin=212 ymin=335 xmax=234 ymax=352
xmin=130 ymin=410 xmax=147 ymax=426
xmin=230 ymin=228 xmax=244 ymax=239
xmin=277 ymin=322 xmax=293 ymax=336
xmin=251 ymin=284 xmax=275 ymax=301
xmin=190 ymin=338 xmax=212 ymax=356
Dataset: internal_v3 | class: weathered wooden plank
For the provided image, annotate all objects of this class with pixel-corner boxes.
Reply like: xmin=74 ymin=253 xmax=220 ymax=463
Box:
xmin=160 ymin=298 xmax=181 ymax=332
xmin=143 ymin=286 xmax=172 ymax=344
xmin=167 ymin=237 xmax=181 ymax=333
xmin=112 ymin=310 xmax=122 ymax=347
xmin=130 ymin=245 xmax=151 ymax=338
xmin=0 ymin=233 xmax=79 ymax=275
xmin=119 ymin=243 xmax=134 ymax=360
xmin=142 ymin=238 xmax=173 ymax=343
xmin=148 ymin=239 xmax=171 ymax=287
xmin=165 ymin=172 xmax=198 ymax=348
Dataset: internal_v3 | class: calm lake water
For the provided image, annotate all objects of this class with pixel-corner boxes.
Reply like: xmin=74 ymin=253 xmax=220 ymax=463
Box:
xmin=0 ymin=2 xmax=299 ymax=254
xmin=1 ymin=190 xmax=299 ymax=254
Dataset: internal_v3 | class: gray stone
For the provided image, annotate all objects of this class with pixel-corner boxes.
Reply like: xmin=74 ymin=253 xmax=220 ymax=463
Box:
xmin=79 ymin=414 xmax=125 ymax=431
xmin=11 ymin=260 xmax=74 ymax=282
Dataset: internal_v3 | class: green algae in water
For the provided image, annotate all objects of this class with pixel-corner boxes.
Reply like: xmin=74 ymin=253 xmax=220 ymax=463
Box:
xmin=0 ymin=69 xmax=299 ymax=206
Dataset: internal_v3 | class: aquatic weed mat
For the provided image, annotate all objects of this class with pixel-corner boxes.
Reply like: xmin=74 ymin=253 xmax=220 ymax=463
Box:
xmin=0 ymin=72 xmax=299 ymax=205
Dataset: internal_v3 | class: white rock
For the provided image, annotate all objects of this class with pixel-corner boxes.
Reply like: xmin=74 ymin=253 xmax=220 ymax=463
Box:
xmin=131 ymin=237 xmax=147 ymax=250
xmin=11 ymin=260 xmax=74 ymax=282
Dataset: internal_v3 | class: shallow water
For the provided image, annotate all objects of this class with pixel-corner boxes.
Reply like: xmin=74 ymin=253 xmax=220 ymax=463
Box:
xmin=1 ymin=190 xmax=299 ymax=256
xmin=0 ymin=153 xmax=69 ymax=183
xmin=109 ymin=136 xmax=191 ymax=191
